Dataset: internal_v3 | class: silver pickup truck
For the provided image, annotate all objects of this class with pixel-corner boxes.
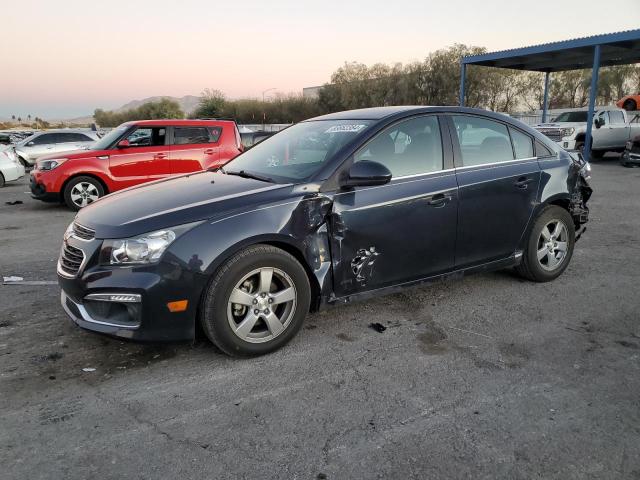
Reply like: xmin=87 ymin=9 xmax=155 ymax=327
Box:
xmin=534 ymin=107 xmax=640 ymax=158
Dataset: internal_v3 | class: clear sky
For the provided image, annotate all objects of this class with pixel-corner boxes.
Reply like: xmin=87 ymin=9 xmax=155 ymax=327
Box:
xmin=1 ymin=0 xmax=639 ymax=119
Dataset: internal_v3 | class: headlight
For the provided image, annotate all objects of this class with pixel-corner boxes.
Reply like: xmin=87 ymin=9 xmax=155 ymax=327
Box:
xmin=100 ymin=223 xmax=200 ymax=265
xmin=561 ymin=127 xmax=575 ymax=137
xmin=39 ymin=158 xmax=67 ymax=170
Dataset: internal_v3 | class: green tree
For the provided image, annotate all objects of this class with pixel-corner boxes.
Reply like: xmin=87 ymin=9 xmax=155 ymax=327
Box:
xmin=94 ymin=98 xmax=184 ymax=127
xmin=191 ymin=89 xmax=227 ymax=118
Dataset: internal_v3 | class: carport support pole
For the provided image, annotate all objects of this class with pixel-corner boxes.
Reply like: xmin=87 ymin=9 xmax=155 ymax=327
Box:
xmin=542 ymin=71 xmax=550 ymax=123
xmin=459 ymin=62 xmax=466 ymax=107
xmin=583 ymin=44 xmax=601 ymax=162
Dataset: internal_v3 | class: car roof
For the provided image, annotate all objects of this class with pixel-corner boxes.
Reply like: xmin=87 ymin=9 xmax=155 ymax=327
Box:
xmin=34 ymin=128 xmax=96 ymax=134
xmin=124 ymin=119 xmax=236 ymax=127
xmin=306 ymin=106 xmax=519 ymax=122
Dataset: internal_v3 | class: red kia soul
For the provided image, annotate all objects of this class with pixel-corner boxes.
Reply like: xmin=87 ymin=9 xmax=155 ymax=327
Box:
xmin=30 ymin=119 xmax=243 ymax=210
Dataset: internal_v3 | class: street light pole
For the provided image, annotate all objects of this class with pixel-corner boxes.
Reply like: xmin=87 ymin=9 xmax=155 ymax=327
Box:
xmin=262 ymin=88 xmax=276 ymax=130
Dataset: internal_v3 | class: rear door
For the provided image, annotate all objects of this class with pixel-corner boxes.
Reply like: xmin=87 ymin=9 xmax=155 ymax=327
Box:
xmin=170 ymin=126 xmax=221 ymax=174
xmin=448 ymin=114 xmax=541 ymax=267
xmin=606 ymin=110 xmax=630 ymax=147
xmin=108 ymin=126 xmax=170 ymax=188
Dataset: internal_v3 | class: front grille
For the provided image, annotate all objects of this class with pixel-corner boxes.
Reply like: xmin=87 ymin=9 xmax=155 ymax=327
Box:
xmin=59 ymin=242 xmax=85 ymax=276
xmin=537 ymin=128 xmax=563 ymax=142
xmin=73 ymin=223 xmax=95 ymax=240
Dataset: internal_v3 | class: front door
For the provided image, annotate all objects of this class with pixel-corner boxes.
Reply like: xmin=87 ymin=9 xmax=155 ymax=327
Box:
xmin=448 ymin=115 xmax=541 ymax=267
xmin=108 ymin=126 xmax=170 ymax=189
xmin=330 ymin=115 xmax=458 ymax=297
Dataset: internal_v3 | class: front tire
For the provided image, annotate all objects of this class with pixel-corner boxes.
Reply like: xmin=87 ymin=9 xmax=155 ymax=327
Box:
xmin=0 ymin=172 xmax=5 ymax=188
xmin=63 ymin=176 xmax=105 ymax=211
xmin=516 ymin=206 xmax=575 ymax=282
xmin=623 ymin=99 xmax=637 ymax=111
xmin=200 ymin=245 xmax=311 ymax=357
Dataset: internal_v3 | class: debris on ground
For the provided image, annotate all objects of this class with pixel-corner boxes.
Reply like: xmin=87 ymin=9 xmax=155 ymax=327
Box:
xmin=369 ymin=322 xmax=387 ymax=333
xmin=82 ymin=368 xmax=96 ymax=372
xmin=5 ymin=200 xmax=23 ymax=205
xmin=3 ymin=276 xmax=24 ymax=283
xmin=3 ymin=279 xmax=57 ymax=286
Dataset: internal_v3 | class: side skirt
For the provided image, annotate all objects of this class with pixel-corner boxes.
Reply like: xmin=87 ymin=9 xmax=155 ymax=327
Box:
xmin=322 ymin=252 xmax=523 ymax=308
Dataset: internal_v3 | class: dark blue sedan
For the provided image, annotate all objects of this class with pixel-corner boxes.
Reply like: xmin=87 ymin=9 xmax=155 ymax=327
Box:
xmin=58 ymin=106 xmax=592 ymax=356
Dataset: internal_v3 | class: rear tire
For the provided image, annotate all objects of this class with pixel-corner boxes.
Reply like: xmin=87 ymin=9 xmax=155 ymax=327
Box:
xmin=200 ymin=244 xmax=311 ymax=357
xmin=516 ymin=206 xmax=575 ymax=282
xmin=623 ymin=99 xmax=637 ymax=111
xmin=63 ymin=176 xmax=105 ymax=211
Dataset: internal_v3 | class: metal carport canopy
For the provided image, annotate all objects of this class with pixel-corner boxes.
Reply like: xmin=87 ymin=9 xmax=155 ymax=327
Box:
xmin=459 ymin=29 xmax=640 ymax=161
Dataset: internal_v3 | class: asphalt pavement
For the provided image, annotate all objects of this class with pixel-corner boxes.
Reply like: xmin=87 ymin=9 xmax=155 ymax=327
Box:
xmin=1 ymin=160 xmax=639 ymax=479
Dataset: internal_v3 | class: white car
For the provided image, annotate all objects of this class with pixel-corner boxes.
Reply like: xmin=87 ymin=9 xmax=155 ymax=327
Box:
xmin=0 ymin=146 xmax=25 ymax=187
xmin=14 ymin=129 xmax=99 ymax=166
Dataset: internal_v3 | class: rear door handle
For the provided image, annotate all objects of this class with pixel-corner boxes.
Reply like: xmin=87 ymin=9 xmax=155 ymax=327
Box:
xmin=514 ymin=177 xmax=534 ymax=189
xmin=154 ymin=153 xmax=168 ymax=159
xmin=427 ymin=193 xmax=452 ymax=207
xmin=204 ymin=149 xmax=216 ymax=155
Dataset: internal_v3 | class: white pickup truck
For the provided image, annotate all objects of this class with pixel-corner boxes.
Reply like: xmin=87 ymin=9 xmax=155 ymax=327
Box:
xmin=534 ymin=107 xmax=640 ymax=158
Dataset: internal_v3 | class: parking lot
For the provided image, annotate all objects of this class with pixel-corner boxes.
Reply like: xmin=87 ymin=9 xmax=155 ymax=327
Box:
xmin=0 ymin=160 xmax=639 ymax=479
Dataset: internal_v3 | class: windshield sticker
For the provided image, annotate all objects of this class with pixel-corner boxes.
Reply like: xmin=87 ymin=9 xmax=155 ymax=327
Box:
xmin=325 ymin=124 xmax=367 ymax=134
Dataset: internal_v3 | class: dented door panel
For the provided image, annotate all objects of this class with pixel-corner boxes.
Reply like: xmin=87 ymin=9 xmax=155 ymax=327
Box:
xmin=329 ymin=173 xmax=459 ymax=297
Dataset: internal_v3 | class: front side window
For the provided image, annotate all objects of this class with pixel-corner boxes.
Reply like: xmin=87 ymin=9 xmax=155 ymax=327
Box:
xmin=225 ymin=120 xmax=374 ymax=183
xmin=354 ymin=116 xmax=443 ymax=177
xmin=509 ymin=128 xmax=534 ymax=159
xmin=597 ymin=111 xmax=608 ymax=126
xmin=126 ymin=127 xmax=166 ymax=147
xmin=31 ymin=133 xmax=56 ymax=145
xmin=452 ymin=116 xmax=514 ymax=166
xmin=174 ymin=127 xmax=210 ymax=145
xmin=553 ymin=111 xmax=588 ymax=122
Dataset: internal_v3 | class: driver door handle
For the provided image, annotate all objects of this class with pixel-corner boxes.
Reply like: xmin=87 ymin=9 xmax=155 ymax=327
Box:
xmin=154 ymin=153 xmax=168 ymax=159
xmin=204 ymin=149 xmax=216 ymax=155
xmin=514 ymin=176 xmax=534 ymax=189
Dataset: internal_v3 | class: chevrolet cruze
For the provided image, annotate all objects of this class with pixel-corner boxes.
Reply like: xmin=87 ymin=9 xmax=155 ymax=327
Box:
xmin=58 ymin=107 xmax=592 ymax=356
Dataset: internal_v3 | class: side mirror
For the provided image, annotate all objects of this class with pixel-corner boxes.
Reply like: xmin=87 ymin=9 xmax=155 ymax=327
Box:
xmin=26 ymin=141 xmax=35 ymax=147
xmin=117 ymin=139 xmax=130 ymax=148
xmin=342 ymin=160 xmax=392 ymax=188
xmin=594 ymin=118 xmax=603 ymax=129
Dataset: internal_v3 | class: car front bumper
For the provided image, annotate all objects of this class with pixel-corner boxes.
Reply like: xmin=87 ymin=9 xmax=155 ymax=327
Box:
xmin=30 ymin=172 xmax=61 ymax=202
xmin=58 ymin=235 xmax=208 ymax=342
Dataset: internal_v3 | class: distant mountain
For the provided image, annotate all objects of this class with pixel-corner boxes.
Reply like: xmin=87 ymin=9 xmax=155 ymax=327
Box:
xmin=114 ymin=95 xmax=201 ymax=115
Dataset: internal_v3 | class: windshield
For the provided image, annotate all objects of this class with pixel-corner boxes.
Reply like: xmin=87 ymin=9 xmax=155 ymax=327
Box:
xmin=224 ymin=120 xmax=374 ymax=183
xmin=552 ymin=111 xmax=589 ymax=123
xmin=90 ymin=125 xmax=129 ymax=150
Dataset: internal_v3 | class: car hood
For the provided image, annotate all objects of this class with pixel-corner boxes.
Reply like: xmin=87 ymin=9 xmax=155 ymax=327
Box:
xmin=74 ymin=171 xmax=293 ymax=239
xmin=36 ymin=148 xmax=106 ymax=163
xmin=534 ymin=122 xmax=585 ymax=129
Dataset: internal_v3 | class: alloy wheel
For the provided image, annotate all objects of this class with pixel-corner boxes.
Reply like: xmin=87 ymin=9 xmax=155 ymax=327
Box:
xmin=536 ymin=219 xmax=569 ymax=271
xmin=227 ymin=267 xmax=297 ymax=343
xmin=70 ymin=182 xmax=100 ymax=208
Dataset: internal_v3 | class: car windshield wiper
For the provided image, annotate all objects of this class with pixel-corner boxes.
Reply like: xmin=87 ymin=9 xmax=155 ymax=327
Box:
xmin=224 ymin=169 xmax=274 ymax=183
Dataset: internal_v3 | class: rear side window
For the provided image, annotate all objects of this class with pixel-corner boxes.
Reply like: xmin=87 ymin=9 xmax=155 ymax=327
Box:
xmin=56 ymin=133 xmax=93 ymax=143
xmin=174 ymin=127 xmax=211 ymax=145
xmin=452 ymin=115 xmax=514 ymax=166
xmin=535 ymin=141 xmax=555 ymax=158
xmin=609 ymin=111 xmax=625 ymax=124
xmin=509 ymin=128 xmax=534 ymax=159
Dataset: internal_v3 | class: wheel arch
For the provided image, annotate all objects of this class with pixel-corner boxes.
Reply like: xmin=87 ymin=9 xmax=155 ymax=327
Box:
xmin=60 ymin=173 xmax=110 ymax=201
xmin=200 ymin=233 xmax=325 ymax=313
